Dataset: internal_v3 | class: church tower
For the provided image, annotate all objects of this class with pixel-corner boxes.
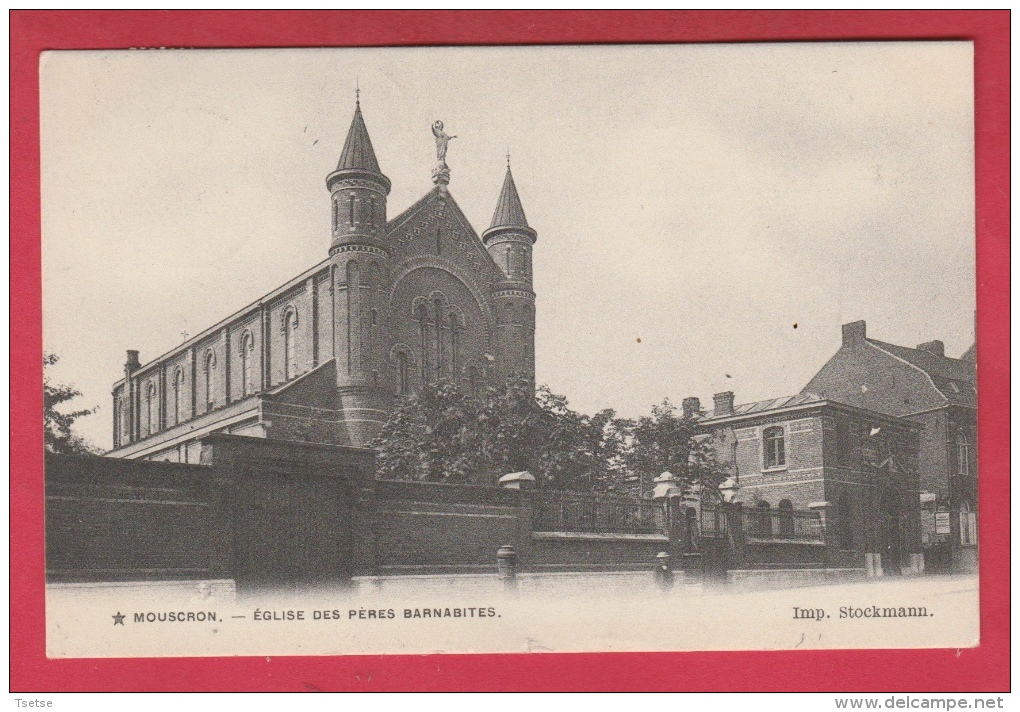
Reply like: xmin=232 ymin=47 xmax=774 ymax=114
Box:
xmin=326 ymin=95 xmax=392 ymax=447
xmin=482 ymin=162 xmax=537 ymax=387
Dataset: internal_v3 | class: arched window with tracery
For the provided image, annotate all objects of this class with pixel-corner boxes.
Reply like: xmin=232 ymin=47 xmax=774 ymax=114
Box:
xmin=284 ymin=309 xmax=298 ymax=380
xmin=146 ymin=382 xmax=157 ymax=435
xmin=204 ymin=350 xmax=216 ymax=410
xmin=240 ymin=331 xmax=254 ymax=397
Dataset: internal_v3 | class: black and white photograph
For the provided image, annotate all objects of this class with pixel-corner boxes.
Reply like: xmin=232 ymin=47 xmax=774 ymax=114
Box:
xmin=40 ymin=43 xmax=979 ymax=657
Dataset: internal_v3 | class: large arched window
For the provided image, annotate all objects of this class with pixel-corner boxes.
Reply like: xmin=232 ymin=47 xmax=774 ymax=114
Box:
xmin=284 ymin=309 xmax=298 ymax=380
xmin=240 ymin=331 xmax=254 ymax=397
xmin=204 ymin=350 xmax=216 ymax=410
xmin=763 ymin=426 xmax=786 ymax=469
xmin=146 ymin=382 xmax=157 ymax=435
xmin=173 ymin=368 xmax=184 ymax=425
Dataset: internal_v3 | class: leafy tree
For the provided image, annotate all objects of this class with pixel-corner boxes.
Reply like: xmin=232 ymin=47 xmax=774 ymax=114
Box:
xmin=44 ymin=353 xmax=98 ymax=456
xmin=371 ymin=380 xmax=489 ymax=484
xmin=623 ymin=398 xmax=727 ymax=500
xmin=371 ymin=379 xmax=725 ymax=498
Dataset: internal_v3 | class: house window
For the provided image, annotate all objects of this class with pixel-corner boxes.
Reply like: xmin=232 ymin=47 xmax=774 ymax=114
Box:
xmin=240 ymin=332 xmax=253 ymax=397
xmin=284 ymin=310 xmax=298 ymax=380
xmin=959 ymin=502 xmax=977 ymax=546
xmin=955 ymin=433 xmax=970 ymax=476
xmin=146 ymin=382 xmax=157 ymax=435
xmin=173 ymin=369 xmax=184 ymax=424
xmin=349 ymin=193 xmax=355 ymax=227
xmin=763 ymin=426 xmax=785 ymax=469
xmin=332 ymin=198 xmax=338 ymax=231
xmin=204 ymin=351 xmax=216 ymax=410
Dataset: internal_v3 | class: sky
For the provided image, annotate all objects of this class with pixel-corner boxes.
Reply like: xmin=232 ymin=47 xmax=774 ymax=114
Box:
xmin=40 ymin=43 xmax=976 ymax=452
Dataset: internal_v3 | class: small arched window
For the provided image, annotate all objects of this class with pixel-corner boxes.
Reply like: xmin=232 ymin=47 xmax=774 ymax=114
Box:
xmin=777 ymin=499 xmax=795 ymax=538
xmin=959 ymin=501 xmax=977 ymax=546
xmin=332 ymin=198 xmax=338 ymax=232
xmin=114 ymin=398 xmax=122 ymax=447
xmin=284 ymin=309 xmax=298 ymax=380
xmin=240 ymin=331 xmax=254 ymax=397
xmin=955 ymin=432 xmax=970 ymax=476
xmin=763 ymin=426 xmax=785 ymax=469
xmin=204 ymin=351 xmax=216 ymax=410
xmin=146 ymin=382 xmax=157 ymax=435
xmin=755 ymin=501 xmax=773 ymax=538
xmin=173 ymin=368 xmax=184 ymax=424
xmin=348 ymin=193 xmax=356 ymax=227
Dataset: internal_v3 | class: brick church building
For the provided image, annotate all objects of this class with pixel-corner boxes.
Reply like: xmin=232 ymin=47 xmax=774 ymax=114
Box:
xmin=107 ymin=98 xmax=537 ymax=462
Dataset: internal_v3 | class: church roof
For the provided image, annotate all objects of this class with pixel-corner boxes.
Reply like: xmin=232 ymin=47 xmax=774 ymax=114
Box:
xmin=489 ymin=166 xmax=530 ymax=229
xmin=336 ymin=101 xmax=382 ymax=174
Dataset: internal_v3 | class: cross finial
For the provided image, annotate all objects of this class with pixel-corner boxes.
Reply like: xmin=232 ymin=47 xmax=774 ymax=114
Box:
xmin=355 ymin=80 xmax=360 ymax=105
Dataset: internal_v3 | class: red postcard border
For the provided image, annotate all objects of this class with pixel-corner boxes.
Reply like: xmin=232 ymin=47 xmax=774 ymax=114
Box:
xmin=10 ymin=10 xmax=1010 ymax=692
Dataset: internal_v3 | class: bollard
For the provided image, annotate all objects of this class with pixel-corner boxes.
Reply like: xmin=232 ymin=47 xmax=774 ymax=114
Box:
xmin=653 ymin=551 xmax=674 ymax=592
xmin=497 ymin=544 xmax=518 ymax=593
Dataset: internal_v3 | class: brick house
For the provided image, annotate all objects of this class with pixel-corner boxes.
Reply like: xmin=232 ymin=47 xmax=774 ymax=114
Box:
xmin=687 ymin=390 xmax=924 ymax=576
xmin=107 ymin=98 xmax=538 ymax=462
xmin=802 ymin=321 xmax=977 ymax=572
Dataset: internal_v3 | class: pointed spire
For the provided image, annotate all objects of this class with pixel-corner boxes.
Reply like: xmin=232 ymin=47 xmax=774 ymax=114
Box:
xmin=336 ymin=95 xmax=381 ymax=174
xmin=490 ymin=164 xmax=530 ymax=229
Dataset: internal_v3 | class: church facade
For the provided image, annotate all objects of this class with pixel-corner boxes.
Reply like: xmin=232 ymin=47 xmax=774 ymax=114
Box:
xmin=107 ymin=99 xmax=537 ymax=461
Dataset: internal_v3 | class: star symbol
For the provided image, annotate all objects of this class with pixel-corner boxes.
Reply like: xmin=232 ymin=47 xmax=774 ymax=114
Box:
xmin=112 ymin=612 xmax=125 ymax=626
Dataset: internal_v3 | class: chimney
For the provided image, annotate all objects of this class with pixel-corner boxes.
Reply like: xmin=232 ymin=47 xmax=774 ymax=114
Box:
xmin=125 ymin=350 xmax=141 ymax=373
xmin=713 ymin=391 xmax=735 ymax=416
xmin=682 ymin=397 xmax=701 ymax=419
xmin=916 ymin=340 xmax=945 ymax=357
xmin=842 ymin=320 xmax=866 ymax=346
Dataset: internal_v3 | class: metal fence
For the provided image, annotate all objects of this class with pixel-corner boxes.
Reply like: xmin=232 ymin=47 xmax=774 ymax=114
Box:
xmin=742 ymin=507 xmax=823 ymax=541
xmin=699 ymin=505 xmax=729 ymax=538
xmin=531 ymin=492 xmax=663 ymax=535
xmin=697 ymin=504 xmax=823 ymax=542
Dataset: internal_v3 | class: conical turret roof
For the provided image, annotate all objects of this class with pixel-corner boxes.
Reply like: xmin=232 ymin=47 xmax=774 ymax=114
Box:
xmin=490 ymin=166 xmax=530 ymax=229
xmin=336 ymin=100 xmax=382 ymax=174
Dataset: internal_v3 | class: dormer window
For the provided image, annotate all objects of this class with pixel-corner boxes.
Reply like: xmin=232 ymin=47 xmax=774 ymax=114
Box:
xmin=763 ymin=426 xmax=786 ymax=469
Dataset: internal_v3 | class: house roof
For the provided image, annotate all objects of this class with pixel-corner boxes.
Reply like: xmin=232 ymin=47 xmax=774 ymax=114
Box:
xmin=867 ymin=339 xmax=977 ymax=407
xmin=700 ymin=392 xmax=824 ymax=421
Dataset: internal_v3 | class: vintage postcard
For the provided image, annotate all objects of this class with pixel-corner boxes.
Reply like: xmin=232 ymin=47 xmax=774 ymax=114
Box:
xmin=40 ymin=42 xmax=980 ymax=659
